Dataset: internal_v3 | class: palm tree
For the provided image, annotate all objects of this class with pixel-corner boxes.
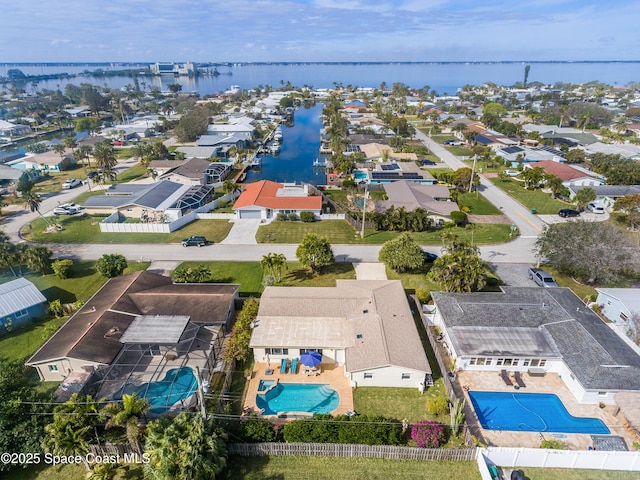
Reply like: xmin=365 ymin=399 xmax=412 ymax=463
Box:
xmin=23 ymin=189 xmax=51 ymax=225
xmin=0 ymin=236 xmax=19 ymax=277
xmin=93 ymin=140 xmax=118 ymax=177
xmin=102 ymin=393 xmax=150 ymax=454
xmin=222 ymin=179 xmax=241 ymax=200
xmin=260 ymin=253 xmax=288 ymax=283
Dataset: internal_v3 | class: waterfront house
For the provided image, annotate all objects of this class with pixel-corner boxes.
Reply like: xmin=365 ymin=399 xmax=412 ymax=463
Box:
xmin=249 ymin=280 xmax=432 ymax=388
xmin=0 ymin=278 xmax=47 ymax=335
xmin=233 ymin=180 xmax=322 ymax=220
xmin=26 ymin=271 xmax=239 ymax=382
xmin=0 ymin=119 xmax=31 ymax=137
xmin=156 ymin=157 xmax=233 ymax=186
xmin=429 ymin=287 xmax=640 ymax=405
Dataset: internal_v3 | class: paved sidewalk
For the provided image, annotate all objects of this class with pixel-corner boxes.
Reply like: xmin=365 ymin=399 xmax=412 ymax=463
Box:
xmin=353 ymin=262 xmax=388 ymax=280
xmin=220 ymin=219 xmax=261 ymax=244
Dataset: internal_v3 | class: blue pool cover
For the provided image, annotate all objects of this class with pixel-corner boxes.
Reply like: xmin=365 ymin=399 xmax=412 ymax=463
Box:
xmin=468 ymin=391 xmax=609 ymax=434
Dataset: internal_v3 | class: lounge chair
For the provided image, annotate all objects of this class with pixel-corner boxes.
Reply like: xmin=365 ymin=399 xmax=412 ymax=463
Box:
xmin=514 ymin=371 xmax=526 ymax=388
xmin=488 ymin=465 xmax=500 ymax=480
xmin=280 ymin=358 xmax=288 ymax=374
xmin=290 ymin=357 xmax=299 ymax=374
xmin=500 ymin=369 xmax=512 ymax=386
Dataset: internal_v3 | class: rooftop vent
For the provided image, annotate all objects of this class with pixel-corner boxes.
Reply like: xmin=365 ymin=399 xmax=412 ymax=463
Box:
xmin=363 ymin=309 xmax=368 ymax=314
xmin=356 ymin=334 xmax=363 ymax=339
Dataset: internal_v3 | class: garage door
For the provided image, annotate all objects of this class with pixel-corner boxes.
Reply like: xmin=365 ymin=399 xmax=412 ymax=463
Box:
xmin=239 ymin=209 xmax=262 ymax=219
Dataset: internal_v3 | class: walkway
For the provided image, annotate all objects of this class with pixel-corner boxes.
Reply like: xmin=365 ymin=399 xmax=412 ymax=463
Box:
xmin=220 ymin=219 xmax=261 ymax=245
xmin=353 ymin=262 xmax=388 ymax=280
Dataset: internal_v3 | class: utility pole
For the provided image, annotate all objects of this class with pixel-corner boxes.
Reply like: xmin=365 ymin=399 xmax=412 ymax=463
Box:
xmin=469 ymin=155 xmax=477 ymax=193
xmin=360 ymin=184 xmax=369 ymax=239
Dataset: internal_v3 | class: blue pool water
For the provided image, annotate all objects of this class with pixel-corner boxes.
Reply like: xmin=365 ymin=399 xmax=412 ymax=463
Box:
xmin=256 ymin=383 xmax=340 ymax=415
xmin=258 ymin=380 xmax=275 ymax=391
xmin=354 ymin=170 xmax=368 ymax=180
xmin=469 ymin=391 xmax=610 ymax=434
xmin=134 ymin=367 xmax=198 ymax=414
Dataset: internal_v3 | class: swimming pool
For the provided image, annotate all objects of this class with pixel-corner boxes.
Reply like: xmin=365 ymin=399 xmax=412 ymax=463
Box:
xmin=134 ymin=367 xmax=198 ymax=414
xmin=256 ymin=383 xmax=340 ymax=416
xmin=354 ymin=170 xmax=368 ymax=180
xmin=468 ymin=391 xmax=610 ymax=434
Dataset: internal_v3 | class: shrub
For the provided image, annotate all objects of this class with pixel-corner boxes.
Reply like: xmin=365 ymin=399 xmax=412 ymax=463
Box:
xmin=342 ymin=179 xmax=355 ymax=188
xmin=411 ymin=420 xmax=445 ymax=448
xmin=96 ymin=254 xmax=127 ymax=278
xmin=282 ymin=414 xmax=403 ymax=445
xmin=52 ymin=259 xmax=73 ymax=279
xmin=300 ymin=211 xmax=315 ymax=222
xmin=49 ymin=299 xmax=64 ymax=317
xmin=426 ymin=396 xmax=449 ymax=416
xmin=416 ymin=287 xmax=431 ymax=305
xmin=287 ymin=212 xmax=298 ymax=221
xmin=540 ymin=438 xmax=565 ymax=450
xmin=450 ymin=211 xmax=467 ymax=225
xmin=275 ymin=212 xmax=288 ymax=221
xmin=239 ymin=417 xmax=274 ymax=442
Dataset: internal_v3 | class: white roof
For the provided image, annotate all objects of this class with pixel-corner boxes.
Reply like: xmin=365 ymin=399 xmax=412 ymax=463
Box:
xmin=0 ymin=278 xmax=47 ymax=317
xmin=119 ymin=315 xmax=190 ymax=344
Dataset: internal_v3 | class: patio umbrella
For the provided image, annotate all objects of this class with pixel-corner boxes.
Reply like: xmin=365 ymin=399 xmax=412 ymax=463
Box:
xmin=299 ymin=351 xmax=322 ymax=367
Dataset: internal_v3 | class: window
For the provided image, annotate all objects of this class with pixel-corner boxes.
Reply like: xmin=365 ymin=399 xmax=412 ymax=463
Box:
xmin=48 ymin=364 xmax=59 ymax=372
xmin=484 ymin=358 xmax=492 ymax=366
xmin=496 ymin=358 xmax=504 ymax=366
xmin=539 ymin=359 xmax=546 ymax=367
xmin=620 ymin=312 xmax=628 ymax=322
xmin=512 ymin=359 xmax=519 ymax=367
xmin=523 ymin=359 xmax=530 ymax=367
xmin=530 ymin=359 xmax=546 ymax=367
xmin=476 ymin=358 xmax=486 ymax=366
xmin=363 ymin=373 xmax=373 ymax=379
xmin=15 ymin=308 xmax=28 ymax=318
xmin=265 ymin=348 xmax=289 ymax=355
xmin=300 ymin=349 xmax=323 ymax=355
xmin=469 ymin=358 xmax=477 ymax=366
xmin=597 ymin=392 xmax=607 ymax=396
xmin=503 ymin=359 xmax=513 ymax=366
xmin=401 ymin=373 xmax=411 ymax=380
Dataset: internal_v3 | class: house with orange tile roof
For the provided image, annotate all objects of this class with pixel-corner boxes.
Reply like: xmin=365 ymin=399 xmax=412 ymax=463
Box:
xmin=527 ymin=160 xmax=603 ymax=186
xmin=233 ymin=180 xmax=322 ymax=220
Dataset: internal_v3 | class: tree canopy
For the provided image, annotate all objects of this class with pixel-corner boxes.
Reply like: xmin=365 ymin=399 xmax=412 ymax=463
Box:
xmin=430 ymin=234 xmax=487 ymax=292
xmin=296 ymin=233 xmax=335 ymax=273
xmin=534 ymin=221 xmax=639 ymax=284
xmin=96 ymin=253 xmax=128 ymax=278
xmin=378 ymin=233 xmax=425 ymax=272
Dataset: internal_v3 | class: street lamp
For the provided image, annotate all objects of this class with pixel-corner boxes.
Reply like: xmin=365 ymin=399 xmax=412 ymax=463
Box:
xmin=360 ymin=184 xmax=369 ymax=239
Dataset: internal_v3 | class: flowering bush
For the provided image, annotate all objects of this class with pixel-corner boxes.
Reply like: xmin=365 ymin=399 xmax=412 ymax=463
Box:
xmin=411 ymin=420 xmax=445 ymax=448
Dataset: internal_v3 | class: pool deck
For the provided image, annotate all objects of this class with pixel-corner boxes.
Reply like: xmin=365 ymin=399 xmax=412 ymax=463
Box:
xmin=244 ymin=362 xmax=354 ymax=417
xmin=456 ymin=370 xmax=634 ymax=450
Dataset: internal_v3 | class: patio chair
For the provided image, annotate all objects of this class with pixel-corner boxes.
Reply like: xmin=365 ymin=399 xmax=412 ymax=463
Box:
xmin=290 ymin=357 xmax=299 ymax=374
xmin=488 ymin=465 xmax=500 ymax=480
xmin=514 ymin=371 xmax=526 ymax=388
xmin=500 ymin=370 xmax=512 ymax=386
xmin=280 ymin=358 xmax=288 ymax=374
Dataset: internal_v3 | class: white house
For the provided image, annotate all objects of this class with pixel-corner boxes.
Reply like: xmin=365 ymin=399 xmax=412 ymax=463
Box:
xmin=596 ymin=288 xmax=640 ymax=328
xmin=233 ymin=180 xmax=322 ymax=220
xmin=250 ymin=280 xmax=432 ymax=388
xmin=429 ymin=287 xmax=640 ymax=405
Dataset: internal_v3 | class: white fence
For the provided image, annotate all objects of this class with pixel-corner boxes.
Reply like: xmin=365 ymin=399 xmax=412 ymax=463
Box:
xmin=317 ymin=213 xmax=345 ymax=220
xmin=482 ymin=447 xmax=640 ymax=472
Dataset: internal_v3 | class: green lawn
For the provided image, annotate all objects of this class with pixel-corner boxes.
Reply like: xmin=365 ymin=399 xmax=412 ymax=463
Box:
xmin=115 ymin=162 xmax=148 ymax=182
xmin=223 ymin=456 xmax=481 ymax=480
xmin=6 ymin=463 xmax=143 ymax=480
xmin=490 ymin=177 xmax=568 ymax=214
xmin=24 ymin=216 xmax=234 ymax=244
xmin=457 ymin=191 xmax=502 ymax=215
xmin=173 ymin=261 xmax=356 ymax=297
xmin=257 ymin=220 xmax=512 ymax=245
xmin=0 ymin=261 xmax=149 ymax=362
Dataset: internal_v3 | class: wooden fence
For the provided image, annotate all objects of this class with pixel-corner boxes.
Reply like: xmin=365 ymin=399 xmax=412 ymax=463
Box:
xmin=228 ymin=442 xmax=476 ymax=461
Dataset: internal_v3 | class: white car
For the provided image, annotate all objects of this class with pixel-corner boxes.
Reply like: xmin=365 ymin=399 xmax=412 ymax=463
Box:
xmin=504 ymin=170 xmax=520 ymax=177
xmin=587 ymin=202 xmax=605 ymax=214
xmin=53 ymin=203 xmax=79 ymax=215
xmin=62 ymin=178 xmax=82 ymax=189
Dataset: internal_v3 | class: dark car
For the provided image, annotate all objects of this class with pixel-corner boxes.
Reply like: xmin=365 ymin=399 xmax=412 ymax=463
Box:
xmin=558 ymin=208 xmax=580 ymax=218
xmin=420 ymin=159 xmax=437 ymax=166
xmin=87 ymin=171 xmax=98 ymax=180
xmin=423 ymin=251 xmax=438 ymax=262
xmin=181 ymin=236 xmax=209 ymax=247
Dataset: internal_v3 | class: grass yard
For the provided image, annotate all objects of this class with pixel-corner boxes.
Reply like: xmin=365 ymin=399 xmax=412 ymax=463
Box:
xmin=257 ymin=220 xmax=512 ymax=245
xmin=173 ymin=261 xmax=356 ymax=297
xmin=24 ymin=216 xmax=234 ymax=244
xmin=0 ymin=315 xmax=69 ymax=361
xmin=6 ymin=463 xmax=144 ymax=480
xmin=223 ymin=456 xmax=481 ymax=480
xmin=446 ymin=145 xmax=473 ymax=156
xmin=114 ymin=162 xmax=149 ymax=182
xmin=457 ymin=191 xmax=502 ymax=215
xmin=490 ymin=177 xmax=568 ymax=214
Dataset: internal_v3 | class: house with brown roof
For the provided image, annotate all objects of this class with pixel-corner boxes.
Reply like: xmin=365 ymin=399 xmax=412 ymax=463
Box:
xmin=379 ymin=181 xmax=459 ymax=220
xmin=249 ymin=280 xmax=432 ymax=388
xmin=156 ymin=157 xmax=233 ymax=186
xmin=527 ymin=160 xmax=603 ymax=186
xmin=233 ymin=180 xmax=322 ymax=220
xmin=26 ymin=271 xmax=239 ymax=382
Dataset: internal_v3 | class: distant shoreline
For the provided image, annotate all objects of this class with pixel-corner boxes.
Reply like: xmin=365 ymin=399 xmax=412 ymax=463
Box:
xmin=1 ymin=60 xmax=640 ymax=67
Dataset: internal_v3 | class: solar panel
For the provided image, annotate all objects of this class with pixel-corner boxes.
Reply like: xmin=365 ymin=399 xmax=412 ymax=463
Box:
xmin=380 ymin=163 xmax=400 ymax=171
xmin=502 ymin=146 xmax=524 ymax=154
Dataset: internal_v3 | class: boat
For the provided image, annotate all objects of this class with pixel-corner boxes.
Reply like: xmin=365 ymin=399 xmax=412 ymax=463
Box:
xmin=270 ymin=143 xmax=281 ymax=155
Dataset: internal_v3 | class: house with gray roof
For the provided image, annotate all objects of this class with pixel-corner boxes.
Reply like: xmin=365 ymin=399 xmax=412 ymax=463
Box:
xmin=379 ymin=181 xmax=459 ymax=220
xmin=250 ymin=280 xmax=432 ymax=388
xmin=157 ymin=157 xmax=233 ymax=185
xmin=430 ymin=287 xmax=640 ymax=405
xmin=568 ymin=185 xmax=640 ymax=208
xmin=0 ymin=278 xmax=47 ymax=334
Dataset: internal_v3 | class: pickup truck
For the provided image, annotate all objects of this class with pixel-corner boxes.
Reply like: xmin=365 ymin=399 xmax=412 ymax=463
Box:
xmin=528 ymin=267 xmax=558 ymax=288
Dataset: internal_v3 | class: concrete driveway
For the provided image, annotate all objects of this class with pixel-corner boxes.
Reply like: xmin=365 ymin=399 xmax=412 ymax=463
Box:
xmin=220 ymin=219 xmax=261 ymax=244
xmin=353 ymin=262 xmax=388 ymax=280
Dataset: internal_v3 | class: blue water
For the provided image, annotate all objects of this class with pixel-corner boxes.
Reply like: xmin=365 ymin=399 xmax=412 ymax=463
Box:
xmin=133 ymin=367 xmax=198 ymax=414
xmin=3 ymin=62 xmax=640 ymax=95
xmin=257 ymin=379 xmax=275 ymax=391
xmin=354 ymin=171 xmax=368 ymax=180
xmin=256 ymin=383 xmax=340 ymax=416
xmin=469 ymin=391 xmax=609 ymax=434
xmin=245 ymin=103 xmax=326 ymax=184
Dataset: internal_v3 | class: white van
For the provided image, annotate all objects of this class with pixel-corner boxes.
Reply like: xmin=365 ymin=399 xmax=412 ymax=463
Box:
xmin=587 ymin=202 xmax=605 ymax=214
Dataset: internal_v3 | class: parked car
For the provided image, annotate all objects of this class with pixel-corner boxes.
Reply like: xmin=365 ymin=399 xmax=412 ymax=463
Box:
xmin=558 ymin=208 xmax=580 ymax=218
xmin=443 ymin=139 xmax=464 ymax=146
xmin=528 ymin=267 xmax=558 ymax=288
xmin=62 ymin=178 xmax=82 ymax=189
xmin=86 ymin=171 xmax=98 ymax=180
xmin=587 ymin=202 xmax=605 ymax=214
xmin=420 ymin=159 xmax=437 ymax=166
xmin=111 ymin=140 xmax=125 ymax=146
xmin=423 ymin=251 xmax=438 ymax=262
xmin=503 ymin=169 xmax=520 ymax=177
xmin=181 ymin=236 xmax=209 ymax=247
xmin=53 ymin=203 xmax=79 ymax=215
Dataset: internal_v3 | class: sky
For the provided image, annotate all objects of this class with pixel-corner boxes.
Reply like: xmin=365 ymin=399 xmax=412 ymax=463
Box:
xmin=1 ymin=0 xmax=639 ymax=63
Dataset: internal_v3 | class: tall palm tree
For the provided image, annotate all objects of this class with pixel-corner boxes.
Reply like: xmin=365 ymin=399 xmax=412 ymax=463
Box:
xmin=93 ymin=140 xmax=118 ymax=176
xmin=222 ymin=180 xmax=241 ymax=200
xmin=102 ymin=393 xmax=150 ymax=454
xmin=260 ymin=253 xmax=287 ymax=283
xmin=23 ymin=189 xmax=51 ymax=225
